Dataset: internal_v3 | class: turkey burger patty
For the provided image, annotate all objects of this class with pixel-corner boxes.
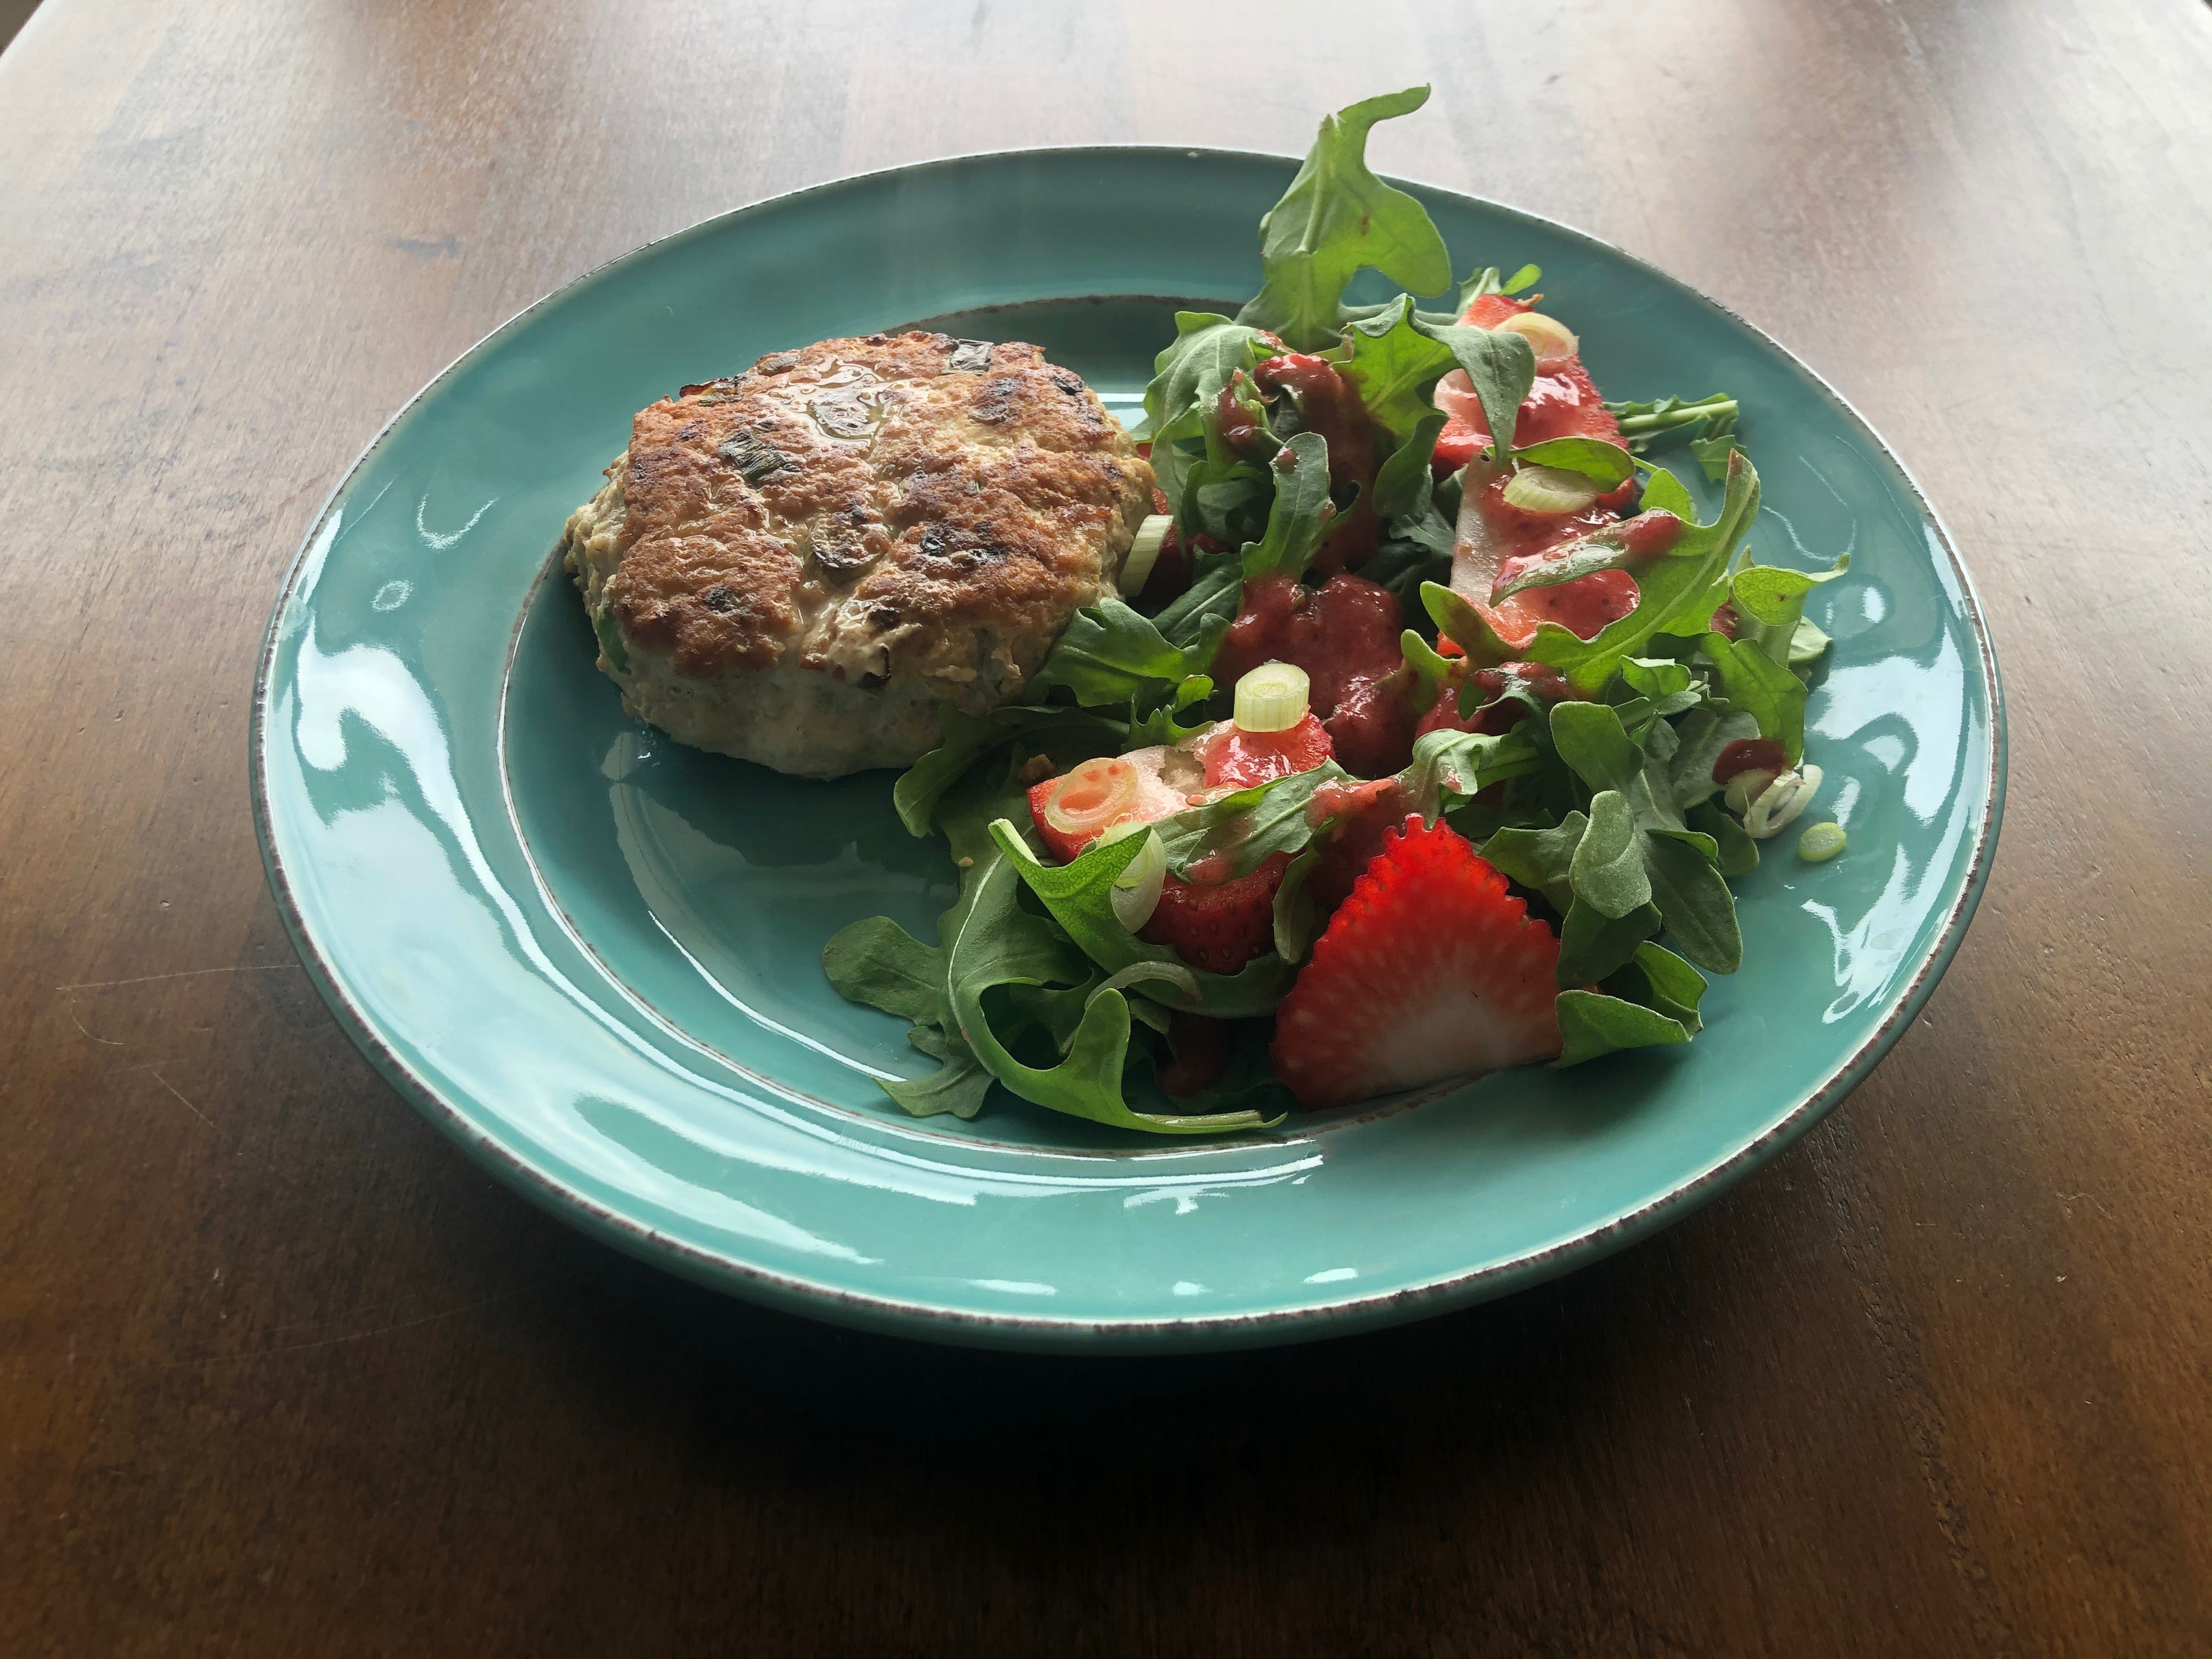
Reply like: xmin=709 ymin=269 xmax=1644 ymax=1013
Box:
xmin=561 ymin=331 xmax=1154 ymax=778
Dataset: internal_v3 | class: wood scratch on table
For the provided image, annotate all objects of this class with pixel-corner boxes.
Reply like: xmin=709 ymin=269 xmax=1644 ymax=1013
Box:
xmin=149 ymin=1068 xmax=216 ymax=1130
xmin=66 ymin=1006 xmax=126 ymax=1046
xmin=55 ymin=963 xmax=297 ymax=992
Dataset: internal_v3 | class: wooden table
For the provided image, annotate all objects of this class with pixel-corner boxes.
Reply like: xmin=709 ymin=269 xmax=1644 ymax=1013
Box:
xmin=5 ymin=1 xmax=2208 ymax=1651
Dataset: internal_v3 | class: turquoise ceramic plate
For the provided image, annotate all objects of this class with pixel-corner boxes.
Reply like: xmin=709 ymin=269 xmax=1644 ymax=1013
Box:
xmin=253 ymin=149 xmax=2002 ymax=1352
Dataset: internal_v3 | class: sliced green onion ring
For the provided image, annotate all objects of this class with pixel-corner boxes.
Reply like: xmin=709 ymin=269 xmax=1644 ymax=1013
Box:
xmin=1233 ymin=662 xmax=1310 ymax=732
xmin=1500 ymin=464 xmax=1601 ymax=516
xmin=1744 ymin=764 xmax=1824 ymax=839
xmin=1120 ymin=514 xmax=1172 ymax=595
xmin=1797 ymin=821 xmax=1847 ymax=862
xmin=1498 ymin=311 xmax=1579 ymax=370
xmin=1105 ymin=825 xmax=1169 ymax=930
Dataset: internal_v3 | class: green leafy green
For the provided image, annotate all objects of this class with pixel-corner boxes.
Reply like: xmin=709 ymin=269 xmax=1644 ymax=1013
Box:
xmin=1334 ymin=297 xmax=1459 ymax=442
xmin=930 ymin=774 xmax=1278 ymax=1135
xmin=1398 ymin=726 xmax=1547 ymax=816
xmin=1556 ymin=989 xmax=1694 ymax=1065
xmin=1729 ymin=554 xmax=1849 ymax=666
xmin=1606 ymin=392 xmax=1742 ymax=482
xmin=891 ymin=705 xmax=1123 ymax=837
xmin=1239 ymin=431 xmax=1336 ymax=580
xmin=1568 ymin=791 xmax=1650 ymax=918
xmin=1032 ymin=597 xmax=1200 ymax=707
xmin=881 ymin=1054 xmax=992 ymax=1120
xmin=1418 ymin=324 xmax=1536 ymax=459
xmin=1667 ymin=706 xmax=1763 ymax=810
xmin=1547 ymin=701 xmax=1742 ymax=975
xmin=1513 ymin=437 xmax=1638 ymax=488
xmin=1481 ymin=811 xmax=1585 ymax=912
xmin=1702 ymin=630 xmax=1810 ymax=765
xmin=1235 ymin=87 xmax=1453 ymax=351
xmin=1558 ymin=900 xmax=1662 ymax=988
xmin=1141 ymin=314 xmax=1280 ymax=514
xmin=988 ymin=822 xmax=1296 ymax=1019
xmin=1153 ymin=759 xmax=1353 ymax=882
xmin=822 ymin=915 xmax=950 ymax=1029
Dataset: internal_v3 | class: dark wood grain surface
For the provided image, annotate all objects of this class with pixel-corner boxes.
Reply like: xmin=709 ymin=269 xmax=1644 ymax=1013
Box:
xmin=4 ymin=1 xmax=2209 ymax=1652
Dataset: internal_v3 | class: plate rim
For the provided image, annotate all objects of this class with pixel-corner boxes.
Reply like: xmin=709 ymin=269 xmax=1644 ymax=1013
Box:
xmin=250 ymin=144 xmax=2008 ymax=1351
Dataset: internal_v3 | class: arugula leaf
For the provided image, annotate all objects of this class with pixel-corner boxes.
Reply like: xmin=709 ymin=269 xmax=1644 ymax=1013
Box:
xmin=1126 ymin=674 xmax=1217 ymax=747
xmin=1558 ymin=899 xmax=1662 ymax=987
xmin=1547 ymin=701 xmax=1742 ymax=975
xmin=1398 ymin=629 xmax=1454 ymax=711
xmin=1154 ymin=758 xmax=1353 ymax=881
xmin=1240 ymin=432 xmax=1336 ymax=580
xmin=1615 ymin=942 xmax=1708 ymax=1034
xmin=1372 ymin=408 xmax=1449 ymax=527
xmin=1032 ymin=597 xmax=1200 ymax=707
xmin=1687 ymin=800 xmax=1759 ymax=877
xmin=1556 ymin=989 xmax=1694 ymax=1065
xmin=1729 ymin=554 xmax=1849 ymax=665
xmin=1416 ymin=324 xmax=1536 ymax=459
xmin=1702 ymin=630 xmax=1810 ymax=765
xmin=989 ymin=822 xmax=1295 ymax=1019
xmin=881 ymin=1054 xmax=992 ymax=1120
xmin=1141 ymin=314 xmax=1280 ymax=512
xmin=1488 ymin=528 xmax=1640 ymax=605
xmin=892 ymin=705 xmax=1124 ymax=837
xmin=1172 ymin=453 xmax=1274 ymax=546
xmin=938 ymin=778 xmax=1278 ymax=1135
xmin=1568 ymin=790 xmax=1651 ymax=918
xmin=1152 ymin=547 xmax=1246 ymax=666
xmin=884 ymin=703 xmax=1115 ymax=836
xmin=1640 ymin=831 xmax=1741 ymax=974
xmin=1272 ymin=844 xmax=1324 ymax=965
xmin=1451 ymin=450 xmax=1760 ymax=693
xmin=1334 ymin=297 xmax=1459 ymax=442
xmin=1235 ymin=87 xmax=1453 ymax=351
xmin=1513 ymin=437 xmax=1638 ymax=488
xmin=821 ymin=916 xmax=950 ymax=1029
xmin=1143 ymin=314 xmax=1278 ymax=438
xmin=1789 ymin=616 xmax=1832 ymax=667
xmin=1481 ymin=811 xmax=1586 ymax=912
xmin=1667 ymin=706 xmax=1763 ymax=809
xmin=1397 ymin=725 xmax=1547 ymax=816
xmin=1606 ymin=393 xmax=1740 ymax=467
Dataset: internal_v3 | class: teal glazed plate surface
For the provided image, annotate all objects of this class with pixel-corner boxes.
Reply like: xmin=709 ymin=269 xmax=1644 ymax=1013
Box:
xmin=252 ymin=149 xmax=2003 ymax=1352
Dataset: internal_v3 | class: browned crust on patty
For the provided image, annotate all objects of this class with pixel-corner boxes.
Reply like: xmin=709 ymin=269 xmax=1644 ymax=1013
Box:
xmin=602 ymin=332 xmax=1152 ymax=689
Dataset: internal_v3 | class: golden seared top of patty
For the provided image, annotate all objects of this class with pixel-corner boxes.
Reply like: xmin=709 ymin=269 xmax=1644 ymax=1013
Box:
xmin=602 ymin=331 xmax=1152 ymax=687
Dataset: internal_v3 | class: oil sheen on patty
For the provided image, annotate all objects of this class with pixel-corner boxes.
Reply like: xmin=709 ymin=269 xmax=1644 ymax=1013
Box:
xmin=561 ymin=331 xmax=1154 ymax=778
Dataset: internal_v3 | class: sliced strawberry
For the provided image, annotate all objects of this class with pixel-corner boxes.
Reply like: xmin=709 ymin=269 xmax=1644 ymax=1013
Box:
xmin=1212 ymin=573 xmax=1420 ymax=777
xmin=1197 ymin=712 xmax=1334 ymax=789
xmin=1272 ymin=817 xmax=1562 ymax=1110
xmin=1143 ymin=852 xmax=1291 ymax=976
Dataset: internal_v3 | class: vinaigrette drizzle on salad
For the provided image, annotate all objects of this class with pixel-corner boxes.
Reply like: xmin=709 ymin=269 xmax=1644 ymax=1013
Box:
xmin=823 ymin=86 xmax=1844 ymax=1135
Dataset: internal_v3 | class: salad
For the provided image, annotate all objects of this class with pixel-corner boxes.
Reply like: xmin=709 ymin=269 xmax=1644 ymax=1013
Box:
xmin=823 ymin=86 xmax=1843 ymax=1135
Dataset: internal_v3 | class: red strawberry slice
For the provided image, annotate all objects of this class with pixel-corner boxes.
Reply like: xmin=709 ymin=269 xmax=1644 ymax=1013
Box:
xmin=1143 ymin=852 xmax=1291 ymax=976
xmin=1272 ymin=817 xmax=1562 ymax=1110
xmin=1198 ymin=712 xmax=1333 ymax=789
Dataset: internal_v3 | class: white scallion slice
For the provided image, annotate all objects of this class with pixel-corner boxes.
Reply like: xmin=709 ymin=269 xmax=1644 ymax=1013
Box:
xmin=1498 ymin=310 xmax=1579 ymax=370
xmin=1042 ymin=757 xmax=1141 ymax=839
xmin=1105 ymin=825 xmax=1168 ymax=930
xmin=1500 ymin=464 xmax=1601 ymax=516
xmin=1744 ymin=764 xmax=1824 ymax=839
xmin=1797 ymin=821 xmax=1847 ymax=862
xmin=1723 ymin=769 xmax=1780 ymax=815
xmin=1120 ymin=514 xmax=1172 ymax=595
xmin=1232 ymin=662 xmax=1310 ymax=733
